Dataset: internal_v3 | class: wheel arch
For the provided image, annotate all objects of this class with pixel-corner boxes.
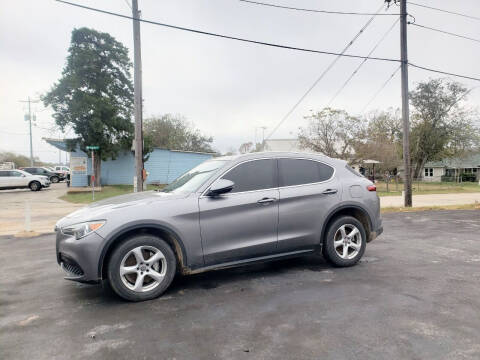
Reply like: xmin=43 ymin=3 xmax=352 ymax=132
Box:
xmin=98 ymin=223 xmax=188 ymax=280
xmin=321 ymin=204 xmax=373 ymax=245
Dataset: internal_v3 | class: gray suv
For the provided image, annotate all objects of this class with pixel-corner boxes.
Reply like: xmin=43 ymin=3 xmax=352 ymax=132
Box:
xmin=55 ymin=152 xmax=382 ymax=301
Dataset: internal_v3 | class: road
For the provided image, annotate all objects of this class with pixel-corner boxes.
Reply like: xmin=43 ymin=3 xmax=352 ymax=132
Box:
xmin=1 ymin=210 xmax=480 ymax=360
xmin=0 ymin=183 xmax=82 ymax=236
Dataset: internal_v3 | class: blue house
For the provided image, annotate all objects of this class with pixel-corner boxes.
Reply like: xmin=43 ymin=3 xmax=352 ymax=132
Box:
xmin=44 ymin=138 xmax=214 ymax=187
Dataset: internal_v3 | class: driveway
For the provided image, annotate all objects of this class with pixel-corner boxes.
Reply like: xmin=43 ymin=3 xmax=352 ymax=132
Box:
xmin=0 ymin=183 xmax=83 ymax=236
xmin=1 ymin=210 xmax=479 ymax=360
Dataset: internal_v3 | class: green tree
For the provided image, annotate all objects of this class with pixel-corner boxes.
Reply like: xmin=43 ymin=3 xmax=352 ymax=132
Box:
xmin=42 ymin=28 xmax=134 ymax=186
xmin=143 ymin=114 xmax=214 ymax=153
xmin=409 ymin=78 xmax=479 ymax=178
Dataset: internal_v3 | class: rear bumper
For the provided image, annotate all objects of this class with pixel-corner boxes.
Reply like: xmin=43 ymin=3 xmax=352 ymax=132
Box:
xmin=368 ymin=226 xmax=383 ymax=242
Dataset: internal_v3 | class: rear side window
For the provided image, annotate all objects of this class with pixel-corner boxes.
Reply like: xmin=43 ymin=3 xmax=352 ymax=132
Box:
xmin=0 ymin=171 xmax=10 ymax=177
xmin=279 ymin=159 xmax=334 ymax=187
xmin=221 ymin=159 xmax=277 ymax=193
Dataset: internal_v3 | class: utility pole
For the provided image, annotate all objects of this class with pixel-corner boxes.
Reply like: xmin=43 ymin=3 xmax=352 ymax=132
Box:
xmin=260 ymin=126 xmax=267 ymax=151
xmin=132 ymin=0 xmax=144 ymax=192
xmin=400 ymin=0 xmax=412 ymax=207
xmin=20 ymin=97 xmax=39 ymax=167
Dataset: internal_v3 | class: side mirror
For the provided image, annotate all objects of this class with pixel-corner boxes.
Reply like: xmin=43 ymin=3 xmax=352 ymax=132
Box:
xmin=207 ymin=179 xmax=234 ymax=196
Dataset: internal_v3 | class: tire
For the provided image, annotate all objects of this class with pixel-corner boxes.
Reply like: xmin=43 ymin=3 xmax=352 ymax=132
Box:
xmin=50 ymin=176 xmax=59 ymax=183
xmin=323 ymin=216 xmax=366 ymax=267
xmin=29 ymin=181 xmax=41 ymax=191
xmin=107 ymin=235 xmax=177 ymax=302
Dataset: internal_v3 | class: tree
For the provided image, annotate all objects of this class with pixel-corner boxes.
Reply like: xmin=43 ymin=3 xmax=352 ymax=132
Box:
xmin=238 ymin=142 xmax=253 ymax=154
xmin=409 ymin=78 xmax=479 ymax=178
xmin=298 ymin=108 xmax=364 ymax=160
xmin=0 ymin=152 xmax=50 ymax=168
xmin=143 ymin=114 xmax=214 ymax=153
xmin=354 ymin=109 xmax=402 ymax=172
xmin=42 ymin=28 xmax=134 ymax=186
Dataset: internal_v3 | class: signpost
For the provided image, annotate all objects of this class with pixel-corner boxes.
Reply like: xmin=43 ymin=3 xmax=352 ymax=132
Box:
xmin=86 ymin=146 xmax=99 ymax=201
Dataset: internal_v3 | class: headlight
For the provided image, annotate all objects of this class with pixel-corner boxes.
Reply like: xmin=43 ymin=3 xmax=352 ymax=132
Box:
xmin=61 ymin=221 xmax=106 ymax=239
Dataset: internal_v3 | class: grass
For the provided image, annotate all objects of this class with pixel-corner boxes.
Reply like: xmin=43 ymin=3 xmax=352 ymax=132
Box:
xmin=377 ymin=181 xmax=480 ymax=197
xmin=60 ymin=184 xmax=164 ymax=204
xmin=381 ymin=202 xmax=480 ymax=214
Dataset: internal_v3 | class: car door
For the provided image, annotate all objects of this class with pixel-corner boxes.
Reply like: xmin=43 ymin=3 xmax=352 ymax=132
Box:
xmin=277 ymin=158 xmax=339 ymax=253
xmin=0 ymin=171 xmax=10 ymax=188
xmin=199 ymin=159 xmax=279 ymax=265
xmin=9 ymin=171 xmax=27 ymax=187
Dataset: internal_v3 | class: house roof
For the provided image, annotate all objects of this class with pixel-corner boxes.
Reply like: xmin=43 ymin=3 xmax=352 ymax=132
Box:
xmin=424 ymin=152 xmax=480 ymax=169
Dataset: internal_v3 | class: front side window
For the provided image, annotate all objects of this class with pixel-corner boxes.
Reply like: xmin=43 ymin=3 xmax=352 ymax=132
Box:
xmin=279 ymin=159 xmax=334 ymax=187
xmin=162 ymin=160 xmax=228 ymax=194
xmin=221 ymin=159 xmax=277 ymax=193
xmin=10 ymin=171 xmax=23 ymax=177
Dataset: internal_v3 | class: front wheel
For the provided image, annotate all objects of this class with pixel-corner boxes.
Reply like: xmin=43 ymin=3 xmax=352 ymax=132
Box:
xmin=29 ymin=181 xmax=41 ymax=191
xmin=107 ymin=235 xmax=177 ymax=301
xmin=323 ymin=216 xmax=366 ymax=267
xmin=50 ymin=176 xmax=59 ymax=183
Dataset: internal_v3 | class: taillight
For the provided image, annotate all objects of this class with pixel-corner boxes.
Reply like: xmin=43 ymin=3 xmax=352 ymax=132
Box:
xmin=367 ymin=184 xmax=376 ymax=192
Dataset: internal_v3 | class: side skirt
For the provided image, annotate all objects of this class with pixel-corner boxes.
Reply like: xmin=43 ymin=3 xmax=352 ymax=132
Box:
xmin=183 ymin=249 xmax=316 ymax=275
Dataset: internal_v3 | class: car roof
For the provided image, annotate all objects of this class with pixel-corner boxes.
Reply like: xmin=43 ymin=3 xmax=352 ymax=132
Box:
xmin=215 ymin=151 xmax=346 ymax=166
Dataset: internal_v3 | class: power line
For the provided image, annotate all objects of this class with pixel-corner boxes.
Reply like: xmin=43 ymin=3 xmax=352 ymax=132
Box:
xmin=55 ymin=0 xmax=399 ymax=63
xmin=407 ymin=2 xmax=480 ymax=21
xmin=410 ymin=23 xmax=480 ymax=44
xmin=362 ymin=65 xmax=401 ymax=113
xmin=123 ymin=0 xmax=132 ymax=10
xmin=409 ymin=63 xmax=480 ymax=82
xmin=238 ymin=0 xmax=401 ymax=16
xmin=265 ymin=3 xmax=385 ymax=140
xmin=328 ymin=18 xmax=399 ymax=106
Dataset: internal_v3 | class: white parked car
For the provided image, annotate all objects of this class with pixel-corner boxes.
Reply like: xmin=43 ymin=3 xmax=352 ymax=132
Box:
xmin=0 ymin=169 xmax=50 ymax=191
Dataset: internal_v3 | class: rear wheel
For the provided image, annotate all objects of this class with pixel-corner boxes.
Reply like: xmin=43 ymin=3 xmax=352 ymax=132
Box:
xmin=323 ymin=216 xmax=366 ymax=267
xmin=107 ymin=235 xmax=176 ymax=301
xmin=29 ymin=181 xmax=41 ymax=191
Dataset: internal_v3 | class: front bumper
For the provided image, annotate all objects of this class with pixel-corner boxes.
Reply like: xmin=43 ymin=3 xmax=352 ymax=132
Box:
xmin=56 ymin=228 xmax=105 ymax=283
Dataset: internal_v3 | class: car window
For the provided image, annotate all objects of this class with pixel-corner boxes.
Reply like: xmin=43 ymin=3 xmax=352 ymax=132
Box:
xmin=221 ymin=159 xmax=277 ymax=193
xmin=162 ymin=160 xmax=228 ymax=194
xmin=10 ymin=171 xmax=23 ymax=177
xmin=279 ymin=159 xmax=334 ymax=187
xmin=0 ymin=171 xmax=10 ymax=177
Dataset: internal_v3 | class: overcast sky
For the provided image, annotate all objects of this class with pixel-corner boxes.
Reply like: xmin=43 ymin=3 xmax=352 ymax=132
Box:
xmin=1 ymin=0 xmax=479 ymax=163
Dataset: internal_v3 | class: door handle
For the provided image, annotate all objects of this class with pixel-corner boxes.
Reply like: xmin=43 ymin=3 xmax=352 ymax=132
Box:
xmin=257 ymin=197 xmax=277 ymax=205
xmin=321 ymin=189 xmax=338 ymax=195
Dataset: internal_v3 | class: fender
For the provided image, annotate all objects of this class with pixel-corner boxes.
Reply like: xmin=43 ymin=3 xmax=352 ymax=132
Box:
xmin=97 ymin=221 xmax=188 ymax=279
xmin=320 ymin=202 xmax=373 ymax=243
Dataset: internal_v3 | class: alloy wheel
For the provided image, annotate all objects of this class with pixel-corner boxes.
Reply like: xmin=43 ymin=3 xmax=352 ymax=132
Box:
xmin=333 ymin=224 xmax=362 ymax=260
xmin=119 ymin=245 xmax=167 ymax=293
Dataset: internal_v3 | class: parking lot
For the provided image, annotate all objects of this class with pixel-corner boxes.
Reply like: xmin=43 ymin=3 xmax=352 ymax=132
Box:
xmin=1 ymin=210 xmax=480 ymax=360
xmin=0 ymin=183 xmax=82 ymax=236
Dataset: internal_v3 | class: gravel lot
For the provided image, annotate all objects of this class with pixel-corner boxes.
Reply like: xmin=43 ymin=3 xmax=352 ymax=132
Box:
xmin=1 ymin=210 xmax=480 ymax=360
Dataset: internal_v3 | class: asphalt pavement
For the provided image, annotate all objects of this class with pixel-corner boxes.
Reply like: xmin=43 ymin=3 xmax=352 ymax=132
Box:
xmin=1 ymin=210 xmax=480 ymax=360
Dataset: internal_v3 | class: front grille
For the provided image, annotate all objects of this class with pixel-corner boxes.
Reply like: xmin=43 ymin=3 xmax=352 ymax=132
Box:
xmin=60 ymin=254 xmax=84 ymax=276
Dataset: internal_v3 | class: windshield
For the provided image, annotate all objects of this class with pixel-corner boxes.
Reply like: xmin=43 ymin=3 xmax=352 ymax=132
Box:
xmin=161 ymin=160 xmax=228 ymax=194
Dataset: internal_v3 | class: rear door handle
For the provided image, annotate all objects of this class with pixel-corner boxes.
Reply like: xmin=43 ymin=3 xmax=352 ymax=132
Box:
xmin=322 ymin=189 xmax=338 ymax=195
xmin=257 ymin=197 xmax=277 ymax=205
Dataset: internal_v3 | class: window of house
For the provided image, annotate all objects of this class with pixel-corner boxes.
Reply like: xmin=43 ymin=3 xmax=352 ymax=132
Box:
xmin=424 ymin=168 xmax=433 ymax=177
xmin=221 ymin=159 xmax=277 ymax=193
xmin=278 ymin=159 xmax=334 ymax=187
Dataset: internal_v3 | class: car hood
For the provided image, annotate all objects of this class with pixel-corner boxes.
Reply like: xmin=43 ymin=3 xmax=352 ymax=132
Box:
xmin=56 ymin=190 xmax=190 ymax=228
